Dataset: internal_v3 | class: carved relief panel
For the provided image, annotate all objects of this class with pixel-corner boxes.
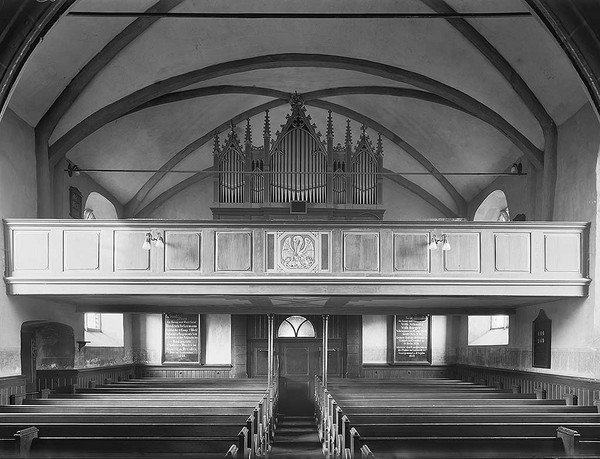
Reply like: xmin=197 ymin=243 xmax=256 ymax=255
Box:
xmin=266 ymin=231 xmax=330 ymax=273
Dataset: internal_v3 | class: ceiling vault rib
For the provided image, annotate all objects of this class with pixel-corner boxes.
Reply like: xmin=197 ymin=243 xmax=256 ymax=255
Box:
xmin=135 ymin=168 xmax=213 ymax=218
xmin=125 ymin=97 xmax=289 ymax=217
xmin=382 ymin=168 xmax=458 ymax=218
xmin=420 ymin=0 xmax=554 ymax=131
xmin=0 ymin=0 xmax=78 ymax=122
xmin=47 ymin=53 xmax=544 ymax=171
xmin=420 ymin=0 xmax=557 ymax=219
xmin=125 ymin=90 xmax=463 ymax=217
xmin=306 ymin=99 xmax=466 ymax=215
xmin=121 ymin=85 xmax=536 ymax=217
xmin=134 ymin=165 xmax=458 ymax=219
xmin=129 ymin=100 xmax=458 ymax=218
xmin=37 ymin=0 xmax=185 ymax=139
xmin=134 ymin=84 xmax=534 ymax=157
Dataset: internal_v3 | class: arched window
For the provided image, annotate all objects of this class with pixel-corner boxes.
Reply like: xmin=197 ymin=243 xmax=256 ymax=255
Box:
xmin=473 ymin=190 xmax=509 ymax=222
xmin=277 ymin=315 xmax=315 ymax=338
xmin=84 ymin=192 xmax=118 ymax=219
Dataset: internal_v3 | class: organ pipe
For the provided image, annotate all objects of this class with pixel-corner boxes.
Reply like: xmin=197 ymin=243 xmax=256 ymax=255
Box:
xmin=216 ymin=98 xmax=382 ymax=207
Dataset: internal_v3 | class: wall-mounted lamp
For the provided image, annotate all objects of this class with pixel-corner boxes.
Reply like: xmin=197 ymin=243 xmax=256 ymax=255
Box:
xmin=510 ymin=162 xmax=523 ymax=175
xmin=66 ymin=162 xmax=81 ymax=177
xmin=142 ymin=232 xmax=164 ymax=250
xmin=428 ymin=233 xmax=451 ymax=251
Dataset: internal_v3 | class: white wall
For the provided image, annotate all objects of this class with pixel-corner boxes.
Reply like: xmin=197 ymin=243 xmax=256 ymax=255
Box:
xmin=132 ymin=313 xmax=232 ymax=365
xmin=362 ymin=315 xmax=448 ymax=365
xmin=204 ymin=314 xmax=232 ymax=365
xmin=456 ymin=102 xmax=600 ymax=378
xmin=0 ymin=109 xmax=84 ymax=376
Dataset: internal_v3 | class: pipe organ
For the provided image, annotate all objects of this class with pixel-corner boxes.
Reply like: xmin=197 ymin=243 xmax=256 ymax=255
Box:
xmin=213 ymin=94 xmax=384 ymax=219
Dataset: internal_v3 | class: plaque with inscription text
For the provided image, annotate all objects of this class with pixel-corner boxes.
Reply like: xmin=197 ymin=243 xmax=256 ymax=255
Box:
xmin=393 ymin=315 xmax=431 ymax=364
xmin=163 ymin=313 xmax=200 ymax=363
xmin=532 ymin=309 xmax=551 ymax=369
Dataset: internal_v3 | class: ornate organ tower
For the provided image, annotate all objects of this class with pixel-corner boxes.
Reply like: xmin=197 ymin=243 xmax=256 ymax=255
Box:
xmin=212 ymin=94 xmax=384 ymax=220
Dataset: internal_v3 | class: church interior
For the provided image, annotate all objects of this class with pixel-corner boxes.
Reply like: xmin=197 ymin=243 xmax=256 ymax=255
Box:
xmin=1 ymin=0 xmax=600 ymax=457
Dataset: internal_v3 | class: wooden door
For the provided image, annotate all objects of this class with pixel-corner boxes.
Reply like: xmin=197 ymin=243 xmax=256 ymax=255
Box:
xmin=277 ymin=339 xmax=319 ymax=415
xmin=20 ymin=330 xmax=37 ymax=393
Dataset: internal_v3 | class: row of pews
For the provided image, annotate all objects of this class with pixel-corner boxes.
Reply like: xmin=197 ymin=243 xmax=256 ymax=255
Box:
xmin=0 ymin=377 xmax=278 ymax=458
xmin=316 ymin=377 xmax=600 ymax=458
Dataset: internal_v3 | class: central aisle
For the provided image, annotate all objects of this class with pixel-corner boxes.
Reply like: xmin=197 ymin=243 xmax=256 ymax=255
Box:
xmin=269 ymin=415 xmax=324 ymax=458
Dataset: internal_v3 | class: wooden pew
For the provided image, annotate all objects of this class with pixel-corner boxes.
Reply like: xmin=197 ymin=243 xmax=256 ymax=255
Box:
xmin=29 ymin=431 xmax=248 ymax=458
xmin=25 ymin=398 xmax=259 ymax=407
xmin=319 ymin=377 xmax=600 ymax=459
xmin=354 ymin=436 xmax=566 ymax=458
xmin=347 ymin=422 xmax=600 ymax=438
xmin=0 ymin=422 xmax=251 ymax=438
xmin=557 ymin=425 xmax=600 ymax=456
xmin=342 ymin=404 xmax=593 ymax=414
xmin=347 ymin=412 xmax=600 ymax=424
xmin=20 ymin=377 xmax=276 ymax=458
xmin=0 ymin=405 xmax=255 ymax=415
xmin=0 ymin=427 xmax=38 ymax=458
xmin=22 ymin=376 xmax=279 ymax=458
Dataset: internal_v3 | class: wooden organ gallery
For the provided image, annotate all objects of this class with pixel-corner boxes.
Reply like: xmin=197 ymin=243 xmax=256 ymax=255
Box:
xmin=2 ymin=1 xmax=600 ymax=458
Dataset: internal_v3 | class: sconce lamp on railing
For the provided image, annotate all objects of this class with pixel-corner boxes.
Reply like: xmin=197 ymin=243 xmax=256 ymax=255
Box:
xmin=428 ymin=233 xmax=451 ymax=251
xmin=142 ymin=232 xmax=164 ymax=250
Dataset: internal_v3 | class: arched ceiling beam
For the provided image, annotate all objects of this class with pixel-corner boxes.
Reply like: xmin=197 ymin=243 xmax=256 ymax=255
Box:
xmin=421 ymin=0 xmax=557 ymax=219
xmin=382 ymin=168 xmax=458 ymax=218
xmin=135 ymin=168 xmax=214 ymax=218
xmin=125 ymin=89 xmax=464 ymax=216
xmin=306 ymin=99 xmax=466 ymax=215
xmin=129 ymin=85 xmax=290 ymax=116
xmin=134 ymin=166 xmax=458 ymax=219
xmin=37 ymin=0 xmax=185 ymax=138
xmin=421 ymin=0 xmax=554 ymax=130
xmin=0 ymin=0 xmax=77 ymax=122
xmin=125 ymin=97 xmax=288 ymax=216
xmin=133 ymin=84 xmax=535 ymax=160
xmin=48 ymin=53 xmax=544 ymax=170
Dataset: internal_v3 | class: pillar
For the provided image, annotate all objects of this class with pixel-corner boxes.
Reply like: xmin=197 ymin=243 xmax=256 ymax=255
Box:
xmin=322 ymin=315 xmax=329 ymax=387
xmin=267 ymin=314 xmax=274 ymax=386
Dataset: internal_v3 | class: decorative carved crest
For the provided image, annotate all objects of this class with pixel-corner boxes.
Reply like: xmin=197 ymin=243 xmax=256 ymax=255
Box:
xmin=275 ymin=232 xmax=320 ymax=272
xmin=281 ymin=234 xmax=316 ymax=270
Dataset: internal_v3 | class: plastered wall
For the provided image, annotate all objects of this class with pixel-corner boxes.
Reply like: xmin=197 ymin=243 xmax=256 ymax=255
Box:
xmin=131 ymin=313 xmax=232 ymax=365
xmin=456 ymin=102 xmax=600 ymax=379
xmin=362 ymin=315 xmax=449 ymax=365
xmin=53 ymin=157 xmax=123 ymax=219
xmin=0 ymin=109 xmax=85 ymax=376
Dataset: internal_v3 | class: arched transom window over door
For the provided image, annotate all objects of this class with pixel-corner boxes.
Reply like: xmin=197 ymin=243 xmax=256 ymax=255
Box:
xmin=277 ymin=316 xmax=315 ymax=338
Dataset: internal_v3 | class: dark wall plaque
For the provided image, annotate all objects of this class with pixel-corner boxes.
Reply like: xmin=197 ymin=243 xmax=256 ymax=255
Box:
xmin=163 ymin=313 xmax=200 ymax=363
xmin=532 ymin=309 xmax=551 ymax=368
xmin=393 ymin=315 xmax=431 ymax=364
xmin=69 ymin=186 xmax=83 ymax=219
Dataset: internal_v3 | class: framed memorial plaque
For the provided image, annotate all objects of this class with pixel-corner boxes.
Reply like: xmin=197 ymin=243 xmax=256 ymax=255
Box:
xmin=532 ymin=309 xmax=551 ymax=369
xmin=163 ymin=313 xmax=200 ymax=364
xmin=69 ymin=186 xmax=83 ymax=219
xmin=393 ymin=315 xmax=431 ymax=364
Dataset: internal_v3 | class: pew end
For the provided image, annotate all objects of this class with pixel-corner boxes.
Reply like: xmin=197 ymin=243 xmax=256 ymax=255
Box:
xmin=360 ymin=444 xmax=375 ymax=459
xmin=225 ymin=444 xmax=239 ymax=458
xmin=15 ymin=426 xmax=39 ymax=458
xmin=557 ymin=426 xmax=580 ymax=456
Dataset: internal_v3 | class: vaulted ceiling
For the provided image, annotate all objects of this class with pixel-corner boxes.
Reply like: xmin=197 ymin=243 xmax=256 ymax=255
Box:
xmin=8 ymin=0 xmax=589 ymax=218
